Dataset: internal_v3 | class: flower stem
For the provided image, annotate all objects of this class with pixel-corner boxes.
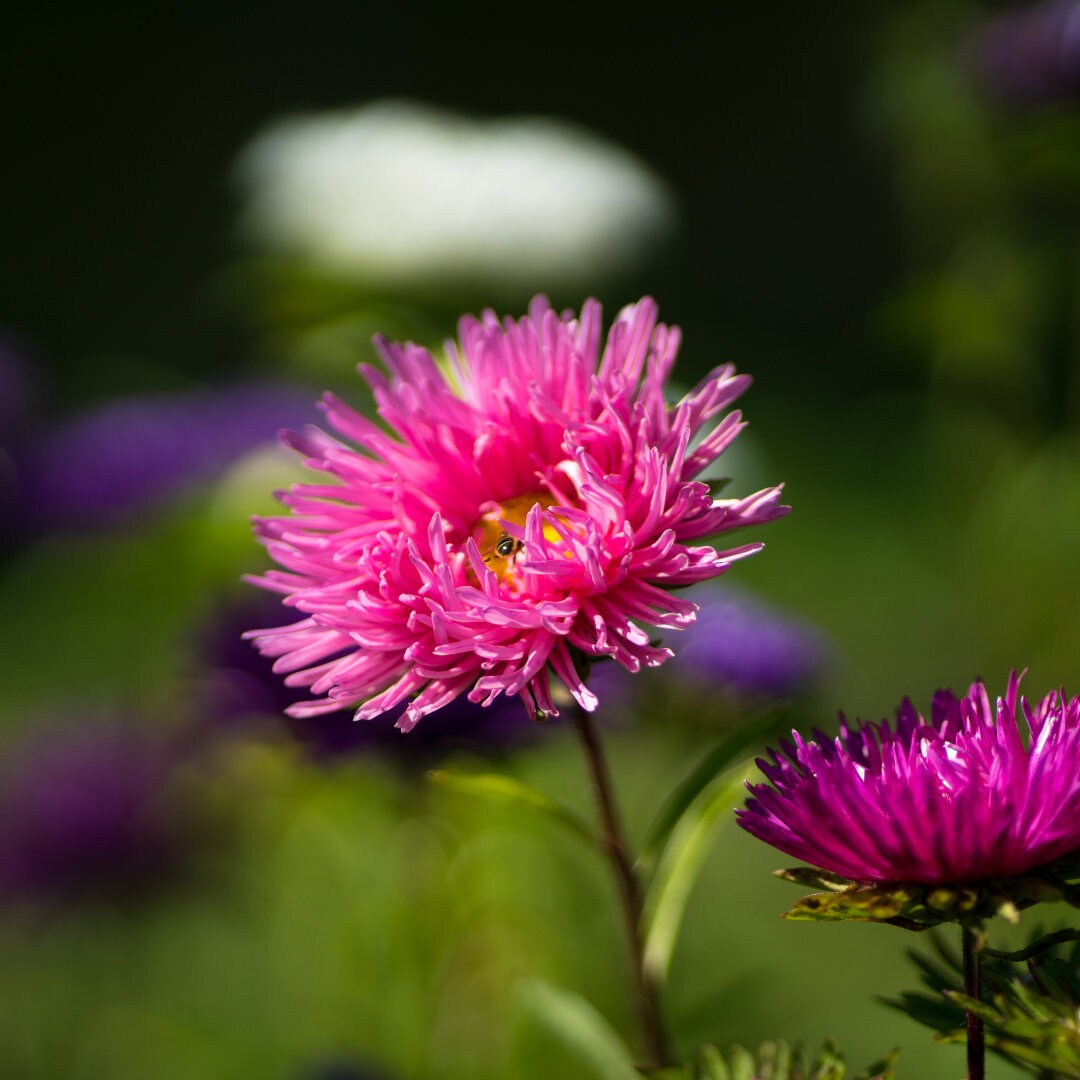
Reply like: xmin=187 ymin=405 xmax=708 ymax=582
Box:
xmin=573 ymin=706 xmax=672 ymax=1068
xmin=962 ymin=926 xmax=985 ymax=1080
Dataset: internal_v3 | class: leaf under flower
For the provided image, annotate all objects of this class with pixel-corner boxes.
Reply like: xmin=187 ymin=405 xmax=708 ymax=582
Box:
xmin=775 ymin=851 xmax=1080 ymax=930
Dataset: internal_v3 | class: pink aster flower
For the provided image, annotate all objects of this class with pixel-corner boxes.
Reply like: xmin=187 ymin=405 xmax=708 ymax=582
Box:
xmin=738 ymin=673 xmax=1080 ymax=886
xmin=246 ymin=296 xmax=787 ymax=729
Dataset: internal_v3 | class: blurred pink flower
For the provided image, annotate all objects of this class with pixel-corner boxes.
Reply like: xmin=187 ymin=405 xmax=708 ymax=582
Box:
xmin=248 ymin=297 xmax=786 ymax=729
xmin=738 ymin=673 xmax=1080 ymax=885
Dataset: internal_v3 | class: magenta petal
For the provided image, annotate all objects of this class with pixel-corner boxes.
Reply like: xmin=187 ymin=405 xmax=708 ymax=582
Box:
xmin=739 ymin=673 xmax=1080 ymax=886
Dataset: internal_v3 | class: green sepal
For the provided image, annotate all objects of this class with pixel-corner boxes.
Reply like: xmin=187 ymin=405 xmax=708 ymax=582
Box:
xmin=773 ymin=867 xmax=855 ymax=893
xmin=780 ymin=883 xmax=941 ymax=930
xmin=776 ymin=861 xmax=1080 ymax=930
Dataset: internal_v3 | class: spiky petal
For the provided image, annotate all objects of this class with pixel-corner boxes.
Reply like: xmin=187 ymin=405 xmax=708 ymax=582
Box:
xmin=247 ymin=296 xmax=787 ymax=729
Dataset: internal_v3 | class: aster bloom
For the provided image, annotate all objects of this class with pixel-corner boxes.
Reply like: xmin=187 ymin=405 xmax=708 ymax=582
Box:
xmin=247 ymin=296 xmax=787 ymax=730
xmin=738 ymin=673 xmax=1080 ymax=887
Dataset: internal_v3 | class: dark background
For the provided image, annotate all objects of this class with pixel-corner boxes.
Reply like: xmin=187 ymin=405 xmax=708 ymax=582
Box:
xmin=2 ymin=3 xmax=896 ymax=405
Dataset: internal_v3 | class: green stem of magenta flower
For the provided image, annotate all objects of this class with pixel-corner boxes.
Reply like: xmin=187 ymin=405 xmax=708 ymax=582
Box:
xmin=962 ymin=926 xmax=985 ymax=1080
xmin=573 ymin=705 xmax=673 ymax=1069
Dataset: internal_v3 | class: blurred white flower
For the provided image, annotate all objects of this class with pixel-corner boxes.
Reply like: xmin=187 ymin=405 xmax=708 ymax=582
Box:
xmin=234 ymin=100 xmax=676 ymax=291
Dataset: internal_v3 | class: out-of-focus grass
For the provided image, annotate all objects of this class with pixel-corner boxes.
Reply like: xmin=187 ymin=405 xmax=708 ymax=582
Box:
xmin=0 ymin=718 xmax=1030 ymax=1079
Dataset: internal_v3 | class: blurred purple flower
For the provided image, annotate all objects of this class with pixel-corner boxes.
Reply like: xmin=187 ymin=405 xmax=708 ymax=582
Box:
xmin=0 ymin=724 xmax=188 ymax=902
xmin=968 ymin=0 xmax=1080 ymax=105
xmin=663 ymin=584 xmax=829 ymax=700
xmin=196 ymin=592 xmax=541 ymax=762
xmin=15 ymin=382 xmax=315 ymax=532
xmin=738 ymin=673 xmax=1080 ymax=886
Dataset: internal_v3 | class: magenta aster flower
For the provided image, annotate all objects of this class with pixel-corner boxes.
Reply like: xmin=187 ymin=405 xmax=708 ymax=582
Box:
xmin=738 ymin=673 xmax=1080 ymax=886
xmin=247 ymin=296 xmax=787 ymax=729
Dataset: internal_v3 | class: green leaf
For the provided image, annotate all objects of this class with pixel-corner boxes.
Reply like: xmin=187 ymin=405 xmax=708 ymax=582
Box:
xmin=853 ymin=1048 xmax=900 ymax=1080
xmin=427 ymin=769 xmax=595 ymax=846
xmin=639 ymin=708 xmax=789 ymax=872
xmin=899 ymin=922 xmax=1080 ymax=1076
xmin=940 ymin=990 xmax=1003 ymax=1024
xmin=725 ymin=1044 xmax=757 ymax=1080
xmin=990 ymin=1038 xmax=1080 ymax=1077
xmin=684 ymin=1041 xmax=895 ymax=1080
xmin=880 ymin=990 xmax=963 ymax=1031
xmin=930 ymin=1030 xmax=967 ymax=1046
xmin=1042 ymin=954 xmax=1080 ymax=1000
xmin=697 ymin=1045 xmax=730 ymax=1080
xmin=777 ymin=867 xmax=1080 ymax=933
xmin=514 ymin=978 xmax=643 ymax=1080
xmin=755 ymin=1040 xmax=789 ymax=1079
xmin=807 ymin=1038 xmax=845 ymax=1079
xmin=642 ymin=764 xmax=755 ymax=984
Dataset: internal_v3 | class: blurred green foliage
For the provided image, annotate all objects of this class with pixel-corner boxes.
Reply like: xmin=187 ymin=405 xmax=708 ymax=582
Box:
xmin=891 ymin=926 xmax=1080 ymax=1076
xmin=4 ymin=1 xmax=1080 ymax=1077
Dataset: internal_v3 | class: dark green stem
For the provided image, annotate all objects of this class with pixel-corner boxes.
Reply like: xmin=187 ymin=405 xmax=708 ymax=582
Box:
xmin=962 ymin=926 xmax=985 ymax=1080
xmin=573 ymin=706 xmax=672 ymax=1068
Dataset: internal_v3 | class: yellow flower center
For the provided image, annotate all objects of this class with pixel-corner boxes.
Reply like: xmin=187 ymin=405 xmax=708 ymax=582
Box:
xmin=473 ymin=492 xmax=561 ymax=581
